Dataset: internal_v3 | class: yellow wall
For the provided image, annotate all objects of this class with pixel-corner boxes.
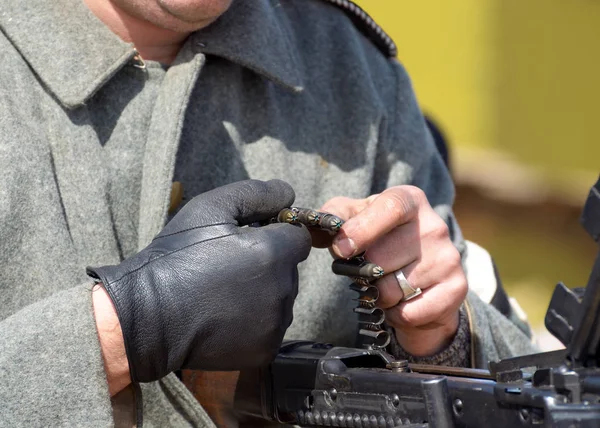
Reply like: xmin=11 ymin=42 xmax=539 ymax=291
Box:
xmin=355 ymin=1 xmax=600 ymax=340
xmin=356 ymin=0 xmax=600 ymax=177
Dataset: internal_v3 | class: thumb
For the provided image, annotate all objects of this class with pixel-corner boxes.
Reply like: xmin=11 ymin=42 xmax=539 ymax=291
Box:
xmin=258 ymin=222 xmax=312 ymax=265
xmin=221 ymin=179 xmax=297 ymax=226
xmin=162 ymin=179 xmax=296 ymax=234
xmin=201 ymin=179 xmax=296 ymax=225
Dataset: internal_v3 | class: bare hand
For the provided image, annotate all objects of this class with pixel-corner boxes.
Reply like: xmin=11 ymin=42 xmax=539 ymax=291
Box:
xmin=320 ymin=186 xmax=468 ymax=357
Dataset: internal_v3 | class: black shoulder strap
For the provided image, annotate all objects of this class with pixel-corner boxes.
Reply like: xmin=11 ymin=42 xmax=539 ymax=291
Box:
xmin=320 ymin=0 xmax=397 ymax=58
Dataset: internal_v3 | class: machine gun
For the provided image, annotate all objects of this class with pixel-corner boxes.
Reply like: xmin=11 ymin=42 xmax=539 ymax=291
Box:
xmin=184 ymin=177 xmax=600 ymax=428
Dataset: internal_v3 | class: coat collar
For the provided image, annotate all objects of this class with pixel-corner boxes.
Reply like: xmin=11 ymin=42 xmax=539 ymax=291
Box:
xmin=0 ymin=0 xmax=134 ymax=109
xmin=0 ymin=0 xmax=302 ymax=109
xmin=193 ymin=0 xmax=304 ymax=93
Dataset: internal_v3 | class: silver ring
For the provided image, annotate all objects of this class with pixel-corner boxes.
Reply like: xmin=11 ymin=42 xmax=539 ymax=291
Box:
xmin=394 ymin=270 xmax=422 ymax=302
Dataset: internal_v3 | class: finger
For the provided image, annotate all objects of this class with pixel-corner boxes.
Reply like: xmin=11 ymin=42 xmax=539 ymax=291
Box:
xmin=362 ymin=221 xmax=420 ymax=273
xmin=319 ymin=196 xmax=374 ymax=221
xmin=362 ymin=210 xmax=452 ymax=285
xmin=373 ymin=260 xmax=419 ymax=309
xmin=332 ymin=186 xmax=426 ymax=258
xmin=374 ymin=242 xmax=462 ymax=309
xmin=316 ymin=195 xmax=377 ymax=248
xmin=384 ymin=276 xmax=467 ymax=329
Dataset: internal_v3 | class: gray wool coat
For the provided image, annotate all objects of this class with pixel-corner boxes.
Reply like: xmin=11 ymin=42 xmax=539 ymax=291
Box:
xmin=0 ymin=0 xmax=537 ymax=426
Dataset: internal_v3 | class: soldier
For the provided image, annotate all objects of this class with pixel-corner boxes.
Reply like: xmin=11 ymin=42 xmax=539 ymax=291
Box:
xmin=0 ymin=0 xmax=536 ymax=425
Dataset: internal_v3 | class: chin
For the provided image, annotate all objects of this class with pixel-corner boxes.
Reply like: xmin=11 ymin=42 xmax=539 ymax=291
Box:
xmin=156 ymin=0 xmax=233 ymax=26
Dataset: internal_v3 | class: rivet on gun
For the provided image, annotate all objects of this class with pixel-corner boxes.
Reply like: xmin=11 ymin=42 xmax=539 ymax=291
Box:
xmin=328 ymin=388 xmax=338 ymax=401
xmin=453 ymin=398 xmax=463 ymax=417
xmin=391 ymin=394 xmax=400 ymax=407
xmin=387 ymin=360 xmax=410 ymax=373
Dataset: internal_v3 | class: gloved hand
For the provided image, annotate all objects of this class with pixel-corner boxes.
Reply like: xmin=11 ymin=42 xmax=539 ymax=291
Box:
xmin=87 ymin=179 xmax=311 ymax=383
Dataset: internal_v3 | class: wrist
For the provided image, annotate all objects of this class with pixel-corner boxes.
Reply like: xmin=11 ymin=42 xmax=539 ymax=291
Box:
xmin=92 ymin=283 xmax=131 ymax=396
xmin=393 ymin=310 xmax=460 ymax=357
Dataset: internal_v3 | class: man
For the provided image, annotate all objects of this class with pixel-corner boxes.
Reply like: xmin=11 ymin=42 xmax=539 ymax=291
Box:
xmin=0 ymin=0 xmax=536 ymax=426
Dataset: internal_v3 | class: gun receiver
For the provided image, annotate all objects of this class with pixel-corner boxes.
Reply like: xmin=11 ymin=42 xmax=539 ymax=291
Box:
xmin=233 ymin=341 xmax=600 ymax=427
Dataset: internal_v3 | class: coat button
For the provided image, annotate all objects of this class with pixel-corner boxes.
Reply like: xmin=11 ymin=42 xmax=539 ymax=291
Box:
xmin=169 ymin=181 xmax=184 ymax=214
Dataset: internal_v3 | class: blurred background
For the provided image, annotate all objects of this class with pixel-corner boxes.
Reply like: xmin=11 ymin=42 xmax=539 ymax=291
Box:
xmin=356 ymin=0 xmax=600 ymax=349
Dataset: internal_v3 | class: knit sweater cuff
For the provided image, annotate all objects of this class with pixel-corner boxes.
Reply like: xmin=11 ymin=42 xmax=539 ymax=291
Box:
xmin=386 ymin=305 xmax=471 ymax=368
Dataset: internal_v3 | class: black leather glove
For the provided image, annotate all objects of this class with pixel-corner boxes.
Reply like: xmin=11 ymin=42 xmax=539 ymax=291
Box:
xmin=87 ymin=179 xmax=311 ymax=383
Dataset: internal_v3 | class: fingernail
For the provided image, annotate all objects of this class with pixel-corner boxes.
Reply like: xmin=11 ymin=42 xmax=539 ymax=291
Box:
xmin=333 ymin=237 xmax=357 ymax=258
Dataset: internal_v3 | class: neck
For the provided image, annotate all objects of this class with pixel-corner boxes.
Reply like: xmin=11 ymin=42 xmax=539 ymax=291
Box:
xmin=84 ymin=0 xmax=191 ymax=64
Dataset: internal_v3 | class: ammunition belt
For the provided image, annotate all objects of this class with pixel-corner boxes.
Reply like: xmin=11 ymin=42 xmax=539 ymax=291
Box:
xmin=276 ymin=207 xmax=389 ymax=349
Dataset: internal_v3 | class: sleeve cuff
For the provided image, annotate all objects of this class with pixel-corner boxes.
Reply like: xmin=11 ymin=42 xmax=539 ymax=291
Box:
xmin=386 ymin=305 xmax=471 ymax=368
xmin=0 ymin=284 xmax=114 ymax=426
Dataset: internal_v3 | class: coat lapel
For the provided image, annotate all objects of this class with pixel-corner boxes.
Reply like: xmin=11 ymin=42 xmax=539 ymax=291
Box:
xmin=137 ymin=42 xmax=206 ymax=248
